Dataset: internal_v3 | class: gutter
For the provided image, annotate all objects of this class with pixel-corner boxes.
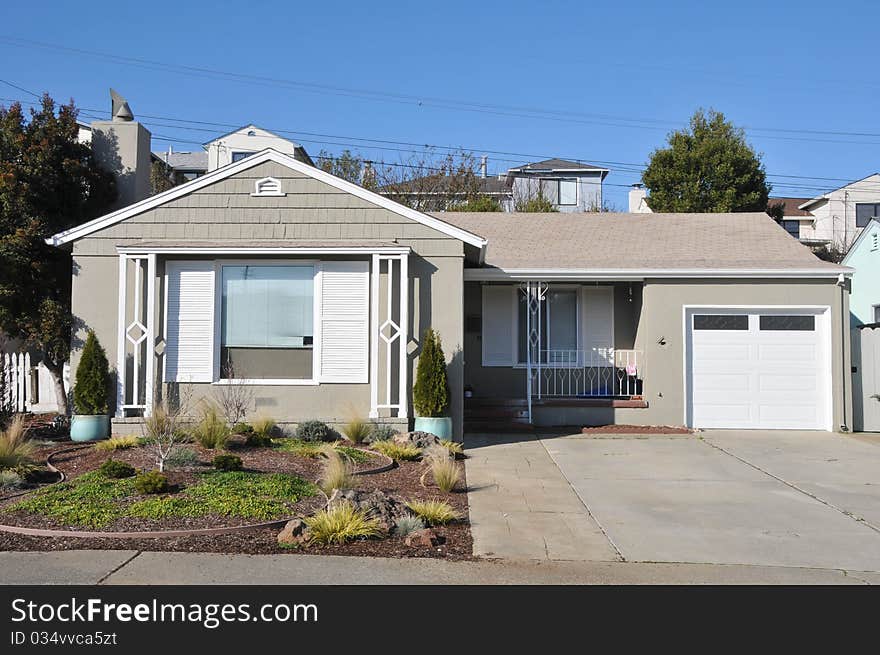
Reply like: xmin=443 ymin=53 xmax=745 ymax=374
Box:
xmin=464 ymin=267 xmax=854 ymax=282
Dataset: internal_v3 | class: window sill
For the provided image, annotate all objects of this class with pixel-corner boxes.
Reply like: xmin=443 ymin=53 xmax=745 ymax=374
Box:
xmin=213 ymin=379 xmax=318 ymax=386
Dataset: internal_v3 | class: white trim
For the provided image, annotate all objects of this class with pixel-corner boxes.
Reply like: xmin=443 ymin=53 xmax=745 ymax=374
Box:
xmin=682 ymin=305 xmax=834 ymax=431
xmin=369 ymin=254 xmax=380 ymax=418
xmin=465 ymin=267 xmax=852 ymax=282
xmin=47 ymin=149 xmax=488 ymax=250
xmin=212 ymin=379 xmax=319 ymax=386
xmin=144 ymin=253 xmax=156 ymax=417
xmin=115 ymin=255 xmax=126 ymax=417
xmin=398 ymin=253 xmax=409 ymax=419
xmin=841 ymin=217 xmax=880 ymax=265
xmin=117 ymin=246 xmax=411 ymax=255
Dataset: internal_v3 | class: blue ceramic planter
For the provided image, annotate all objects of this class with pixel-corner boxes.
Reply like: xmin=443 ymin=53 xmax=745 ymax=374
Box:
xmin=413 ymin=416 xmax=453 ymax=440
xmin=70 ymin=415 xmax=110 ymax=442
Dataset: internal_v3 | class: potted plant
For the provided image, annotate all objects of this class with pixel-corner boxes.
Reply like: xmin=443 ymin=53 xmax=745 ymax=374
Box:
xmin=70 ymin=331 xmax=111 ymax=442
xmin=412 ymin=328 xmax=452 ymax=439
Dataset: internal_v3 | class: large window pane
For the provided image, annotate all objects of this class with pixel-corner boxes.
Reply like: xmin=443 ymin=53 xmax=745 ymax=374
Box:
xmin=759 ymin=315 xmax=815 ymax=331
xmin=693 ymin=314 xmax=748 ymax=330
xmin=856 ymin=203 xmax=880 ymax=228
xmin=222 ymin=265 xmax=313 ymax=347
xmin=518 ymin=289 xmax=578 ymax=362
xmin=558 ymin=179 xmax=577 ymax=206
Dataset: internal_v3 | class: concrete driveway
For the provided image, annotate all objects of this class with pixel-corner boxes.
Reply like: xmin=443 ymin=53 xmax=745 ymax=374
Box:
xmin=465 ymin=431 xmax=880 ymax=571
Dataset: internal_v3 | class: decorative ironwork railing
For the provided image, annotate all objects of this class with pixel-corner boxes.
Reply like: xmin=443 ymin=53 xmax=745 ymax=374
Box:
xmin=531 ymin=348 xmax=644 ymax=399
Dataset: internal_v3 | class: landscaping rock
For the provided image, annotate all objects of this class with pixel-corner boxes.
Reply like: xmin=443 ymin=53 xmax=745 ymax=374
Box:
xmin=404 ymin=528 xmax=443 ymax=548
xmin=330 ymin=489 xmax=407 ymax=533
xmin=393 ymin=431 xmax=439 ymax=450
xmin=277 ymin=518 xmax=310 ymax=547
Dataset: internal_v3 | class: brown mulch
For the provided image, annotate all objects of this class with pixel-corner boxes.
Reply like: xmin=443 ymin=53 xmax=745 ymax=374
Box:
xmin=0 ymin=440 xmax=473 ymax=560
xmin=580 ymin=424 xmax=692 ymax=435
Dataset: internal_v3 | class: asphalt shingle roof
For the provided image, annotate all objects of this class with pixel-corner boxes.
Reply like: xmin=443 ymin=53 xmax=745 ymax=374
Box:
xmin=433 ymin=211 xmax=844 ymax=272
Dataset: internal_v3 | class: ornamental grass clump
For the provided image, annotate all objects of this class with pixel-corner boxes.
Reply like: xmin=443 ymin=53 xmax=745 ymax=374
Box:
xmin=412 ymin=328 xmax=449 ymax=418
xmin=429 ymin=456 xmax=462 ymax=493
xmin=304 ymin=501 xmax=382 ymax=545
xmin=246 ymin=416 xmax=276 ymax=447
xmin=193 ymin=404 xmax=230 ymax=450
xmin=94 ymin=435 xmax=140 ymax=452
xmin=342 ymin=416 xmax=371 ymax=444
xmin=73 ymin=331 xmax=110 ymax=415
xmin=393 ymin=514 xmax=425 ymax=537
xmin=405 ymin=499 xmax=460 ymax=526
xmin=371 ymin=440 xmax=421 ymax=461
xmin=317 ymin=445 xmax=355 ymax=495
xmin=439 ymin=439 xmax=463 ymax=457
xmin=0 ymin=415 xmax=35 ymax=470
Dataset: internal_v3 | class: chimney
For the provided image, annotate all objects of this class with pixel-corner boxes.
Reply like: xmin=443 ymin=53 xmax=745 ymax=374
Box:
xmin=480 ymin=155 xmax=488 ymax=179
xmin=361 ymin=160 xmax=374 ymax=187
xmin=628 ymin=183 xmax=650 ymax=213
xmin=90 ymin=89 xmax=152 ymax=209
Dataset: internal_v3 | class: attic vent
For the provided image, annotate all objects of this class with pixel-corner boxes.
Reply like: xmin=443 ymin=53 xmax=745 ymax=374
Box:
xmin=251 ymin=177 xmax=285 ymax=197
xmin=873 ymin=232 xmax=879 ymax=251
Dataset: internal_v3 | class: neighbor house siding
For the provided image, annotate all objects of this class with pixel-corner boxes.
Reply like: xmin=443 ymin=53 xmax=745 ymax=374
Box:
xmin=69 ymin=160 xmax=467 ymax=436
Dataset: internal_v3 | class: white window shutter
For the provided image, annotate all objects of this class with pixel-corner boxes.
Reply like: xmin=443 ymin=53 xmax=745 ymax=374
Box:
xmin=481 ymin=285 xmax=516 ymax=366
xmin=164 ymin=261 xmax=215 ymax=383
xmin=581 ymin=286 xmax=614 ymax=366
xmin=319 ymin=262 xmax=369 ymax=383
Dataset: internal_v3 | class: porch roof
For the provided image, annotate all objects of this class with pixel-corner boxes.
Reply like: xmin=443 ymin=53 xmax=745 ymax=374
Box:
xmin=434 ymin=211 xmax=850 ymax=278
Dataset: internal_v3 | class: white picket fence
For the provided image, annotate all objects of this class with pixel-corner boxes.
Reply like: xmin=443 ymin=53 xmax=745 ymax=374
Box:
xmin=2 ymin=351 xmax=32 ymax=412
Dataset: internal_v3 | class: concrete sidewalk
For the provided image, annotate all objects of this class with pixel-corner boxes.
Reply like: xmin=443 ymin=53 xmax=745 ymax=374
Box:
xmin=1 ymin=550 xmax=878 ymax=585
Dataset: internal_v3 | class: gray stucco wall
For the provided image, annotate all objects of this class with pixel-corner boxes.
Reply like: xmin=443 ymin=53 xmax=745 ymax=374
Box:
xmin=69 ymin=160 xmax=466 ymax=437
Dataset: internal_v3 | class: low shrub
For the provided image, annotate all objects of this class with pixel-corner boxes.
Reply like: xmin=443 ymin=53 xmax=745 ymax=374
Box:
xmin=429 ymin=457 xmax=461 ymax=493
xmin=134 ymin=470 xmax=169 ymax=494
xmin=304 ymin=501 xmax=382 ymax=545
xmin=0 ymin=415 xmax=35 ymax=470
xmin=245 ymin=432 xmax=273 ymax=447
xmin=212 ymin=454 xmax=243 ymax=471
xmin=372 ymin=440 xmax=421 ymax=461
xmin=393 ymin=514 xmax=425 ymax=537
xmin=98 ymin=459 xmax=136 ymax=479
xmin=318 ymin=447 xmax=355 ymax=495
xmin=251 ymin=416 xmax=276 ymax=439
xmin=294 ymin=420 xmax=333 ymax=443
xmin=439 ymin=439 xmax=463 ymax=457
xmin=405 ymin=499 xmax=460 ymax=525
xmin=165 ymin=447 xmax=200 ymax=469
xmin=367 ymin=423 xmax=397 ymax=443
xmin=230 ymin=422 xmax=253 ymax=435
xmin=0 ymin=469 xmax=24 ymax=489
xmin=192 ymin=405 xmax=229 ymax=450
xmin=94 ymin=436 xmax=141 ymax=452
xmin=342 ymin=417 xmax=371 ymax=444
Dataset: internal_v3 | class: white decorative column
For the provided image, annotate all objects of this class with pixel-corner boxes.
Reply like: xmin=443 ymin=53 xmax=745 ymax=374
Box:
xmin=369 ymin=254 xmax=381 ymax=419
xmin=115 ymin=254 xmax=127 ymax=418
xmin=144 ymin=253 xmax=157 ymax=417
xmin=397 ymin=253 xmax=409 ymax=419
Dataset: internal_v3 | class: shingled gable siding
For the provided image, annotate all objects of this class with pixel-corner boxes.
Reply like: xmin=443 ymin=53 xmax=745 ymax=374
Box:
xmin=68 ymin=160 xmax=467 ymax=437
xmin=72 ymin=161 xmax=464 ymax=257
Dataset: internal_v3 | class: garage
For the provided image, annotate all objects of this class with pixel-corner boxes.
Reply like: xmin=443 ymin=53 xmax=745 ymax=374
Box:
xmin=686 ymin=307 xmax=832 ymax=430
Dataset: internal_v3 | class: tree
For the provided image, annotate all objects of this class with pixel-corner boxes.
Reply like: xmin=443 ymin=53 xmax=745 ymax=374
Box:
xmin=412 ymin=328 xmax=449 ymax=418
xmin=72 ymin=331 xmax=109 ymax=414
xmin=377 ymin=150 xmax=484 ymax=212
xmin=515 ymin=191 xmax=558 ymax=212
xmin=150 ymin=160 xmax=177 ymax=195
xmin=317 ymin=149 xmax=363 ymax=185
xmin=642 ymin=109 xmax=770 ymax=213
xmin=450 ymin=195 xmax=502 ymax=212
xmin=0 ymin=96 xmax=117 ymax=413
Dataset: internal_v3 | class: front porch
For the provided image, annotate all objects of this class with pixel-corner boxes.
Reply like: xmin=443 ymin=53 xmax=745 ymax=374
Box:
xmin=463 ymin=279 xmax=648 ymax=430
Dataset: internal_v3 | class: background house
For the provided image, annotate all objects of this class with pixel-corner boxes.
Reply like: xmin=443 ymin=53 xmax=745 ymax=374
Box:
xmin=205 ymin=124 xmax=313 ymax=171
xmin=505 ymin=158 xmax=609 ymax=212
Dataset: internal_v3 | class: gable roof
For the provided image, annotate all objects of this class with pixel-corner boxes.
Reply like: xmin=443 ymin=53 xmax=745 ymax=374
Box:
xmin=46 ymin=149 xmax=488 ymax=250
xmin=153 ymin=150 xmax=208 ymax=171
xmin=435 ymin=211 xmax=848 ymax=278
xmin=841 ymin=217 xmax=880 ymax=265
xmin=799 ymin=172 xmax=880 ymax=210
xmin=379 ymin=174 xmax=510 ymax=195
xmin=507 ymin=158 xmax=610 ymax=175
xmin=768 ymin=197 xmax=812 ymax=217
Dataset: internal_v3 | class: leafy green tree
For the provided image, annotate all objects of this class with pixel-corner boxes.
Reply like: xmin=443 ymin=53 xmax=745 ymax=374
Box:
xmin=451 ymin=195 xmax=502 ymax=212
xmin=317 ymin=149 xmax=363 ymax=185
xmin=515 ymin=192 xmax=558 ymax=212
xmin=72 ymin=331 xmax=110 ymax=415
xmin=150 ymin=160 xmax=177 ymax=195
xmin=0 ymin=96 xmax=117 ymax=413
xmin=642 ymin=109 xmax=770 ymax=213
xmin=412 ymin=328 xmax=449 ymax=418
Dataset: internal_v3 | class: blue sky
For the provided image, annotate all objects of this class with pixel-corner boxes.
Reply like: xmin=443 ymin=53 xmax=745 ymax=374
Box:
xmin=2 ymin=0 xmax=878 ymax=209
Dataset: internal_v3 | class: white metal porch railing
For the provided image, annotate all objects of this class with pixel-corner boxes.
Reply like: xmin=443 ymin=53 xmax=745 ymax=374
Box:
xmin=531 ymin=348 xmax=645 ymax=400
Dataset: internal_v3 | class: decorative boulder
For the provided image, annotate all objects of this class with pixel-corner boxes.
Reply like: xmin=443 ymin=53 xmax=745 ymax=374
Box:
xmin=392 ymin=431 xmax=440 ymax=450
xmin=404 ymin=528 xmax=443 ymax=548
xmin=329 ymin=489 xmax=408 ymax=533
xmin=277 ymin=518 xmax=310 ymax=547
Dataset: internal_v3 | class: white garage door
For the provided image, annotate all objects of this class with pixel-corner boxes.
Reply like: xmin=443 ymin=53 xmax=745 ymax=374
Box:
xmin=686 ymin=308 xmax=831 ymax=430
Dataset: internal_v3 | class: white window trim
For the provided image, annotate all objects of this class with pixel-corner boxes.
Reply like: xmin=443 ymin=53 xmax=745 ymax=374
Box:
xmin=557 ymin=178 xmax=578 ymax=206
xmin=251 ymin=176 xmax=285 ymax=197
xmin=212 ymin=258 xmax=321 ymax=385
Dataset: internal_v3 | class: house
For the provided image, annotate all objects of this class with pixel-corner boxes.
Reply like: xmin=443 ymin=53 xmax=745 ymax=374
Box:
xmin=378 ymin=157 xmax=609 ymax=212
xmin=154 ymin=149 xmax=208 ymax=183
xmin=205 ymin=124 xmax=313 ymax=171
xmin=842 ymin=218 xmax=880 ymax=327
xmin=768 ymin=196 xmax=812 ymax=238
xmin=795 ymin=174 xmax=880 ymax=251
xmin=48 ymin=133 xmax=853 ymax=436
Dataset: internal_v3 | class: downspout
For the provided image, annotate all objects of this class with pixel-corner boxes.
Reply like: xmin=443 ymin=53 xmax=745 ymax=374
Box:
xmin=838 ymin=273 xmax=849 ymax=432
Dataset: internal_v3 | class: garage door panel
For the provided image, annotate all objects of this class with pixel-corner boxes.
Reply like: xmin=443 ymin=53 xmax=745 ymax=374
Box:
xmin=688 ymin=308 xmax=828 ymax=431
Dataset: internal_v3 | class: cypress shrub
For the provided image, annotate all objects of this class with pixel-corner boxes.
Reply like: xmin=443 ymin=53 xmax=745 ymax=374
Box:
xmin=73 ymin=331 xmax=110 ymax=415
xmin=412 ymin=328 xmax=449 ymax=417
